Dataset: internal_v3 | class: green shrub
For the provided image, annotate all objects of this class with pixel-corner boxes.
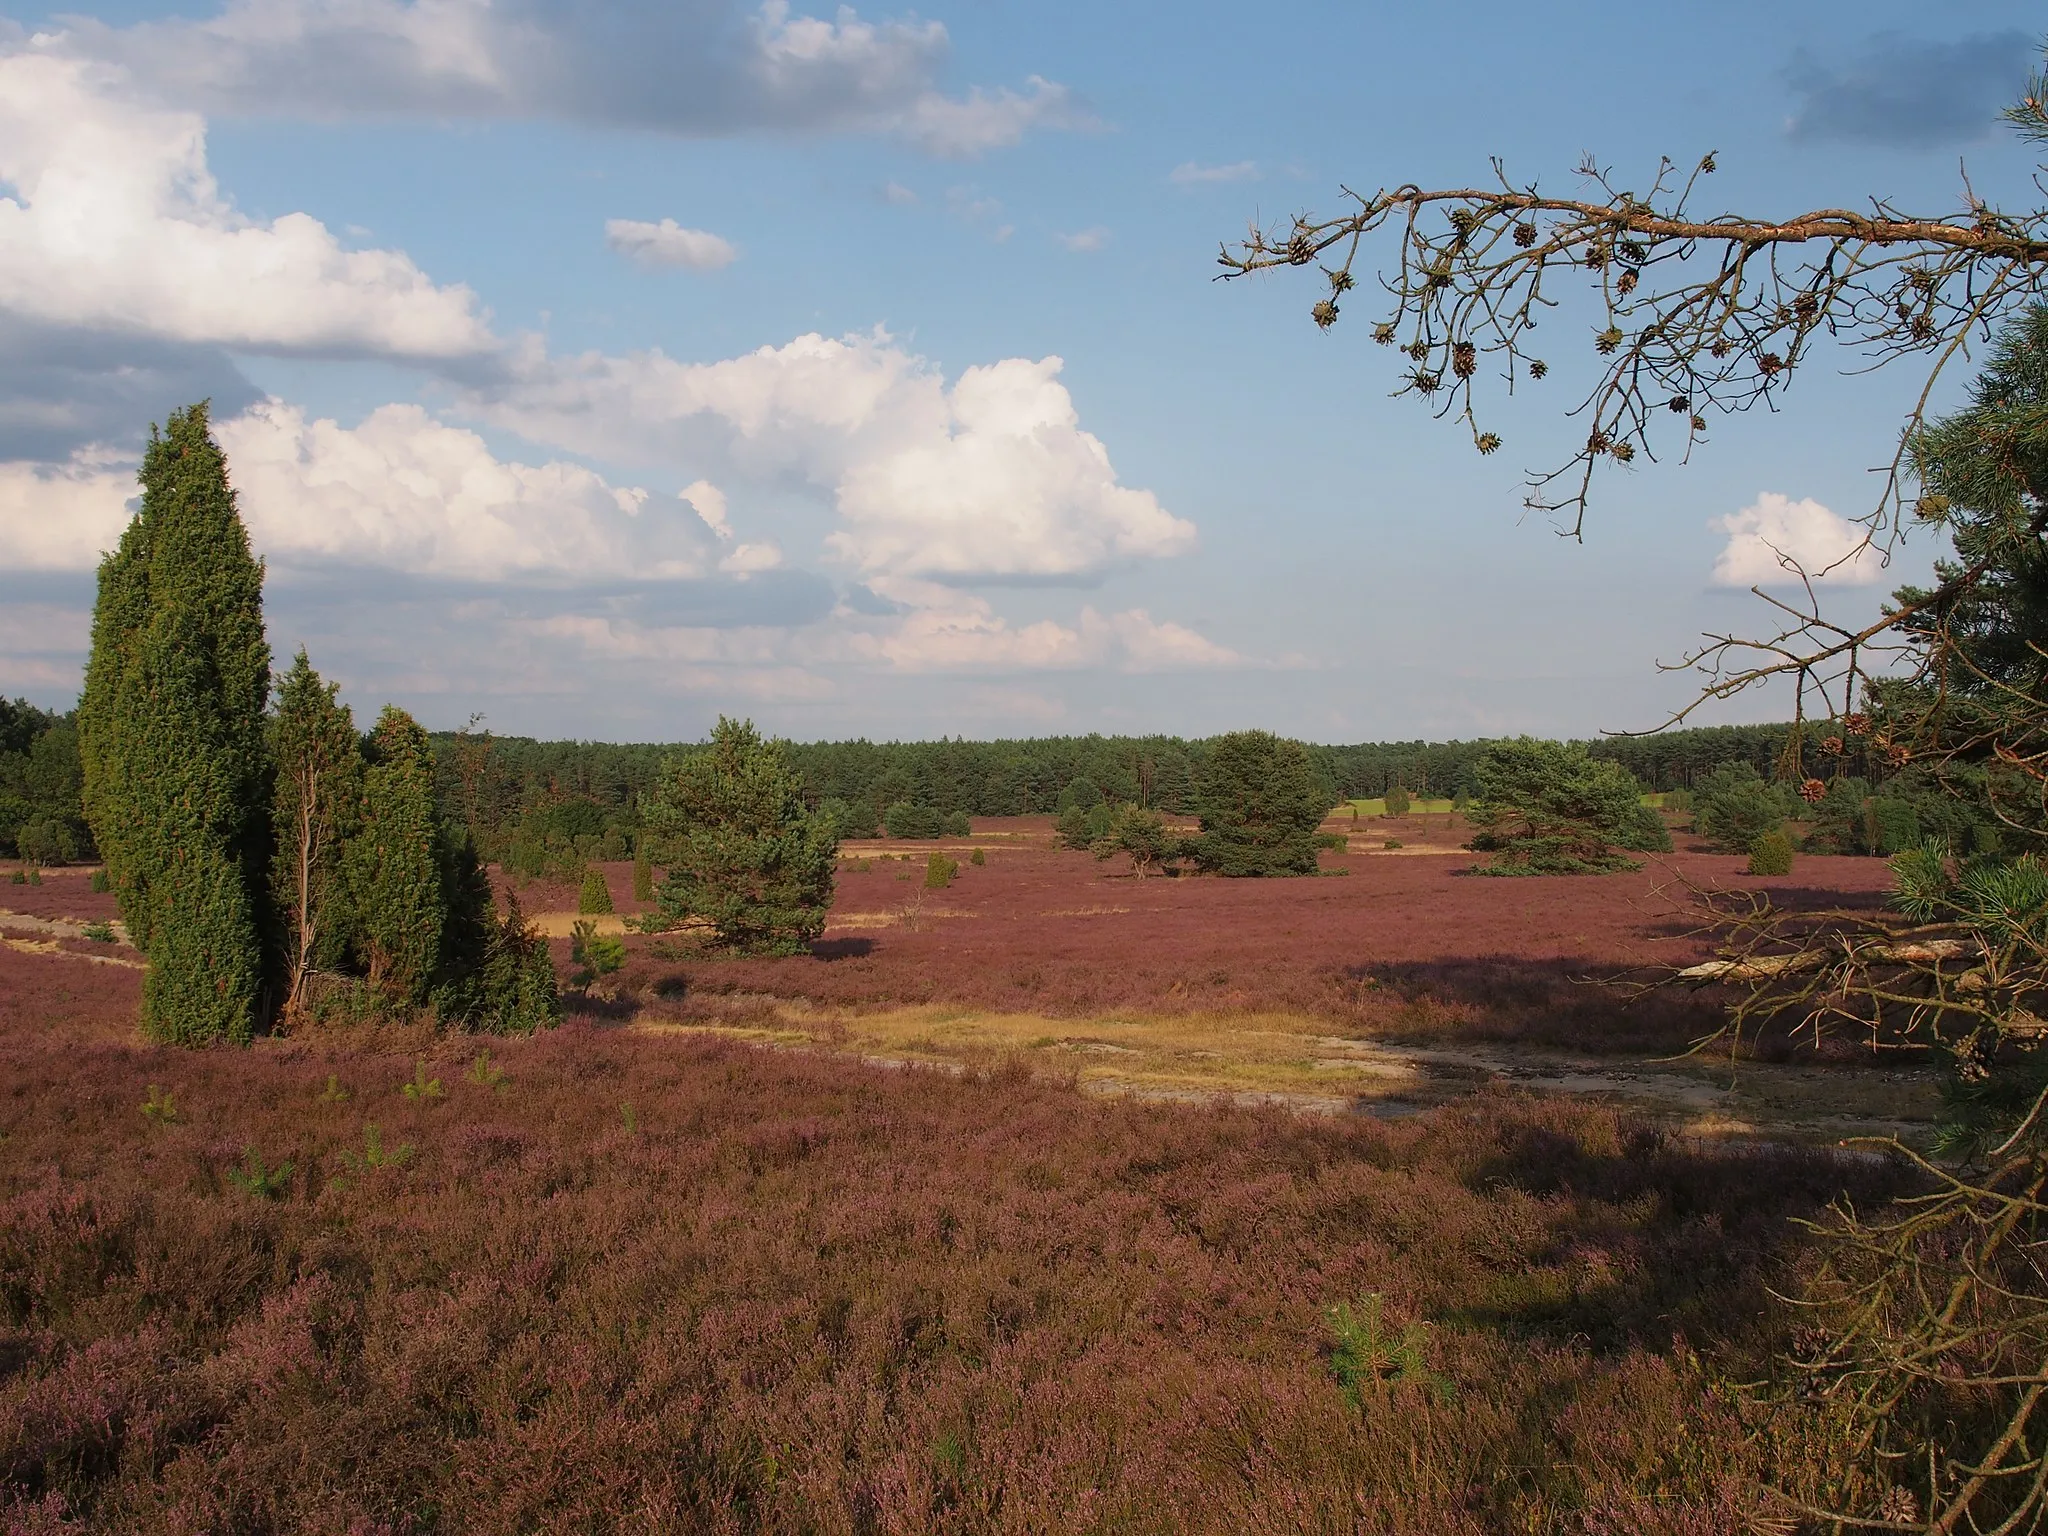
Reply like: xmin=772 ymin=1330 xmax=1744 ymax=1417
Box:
xmin=90 ymin=867 xmax=111 ymax=893
xmin=632 ymin=852 xmax=654 ymax=902
xmin=15 ymin=816 xmax=81 ymax=867
xmin=883 ymin=801 xmax=944 ymax=839
xmin=578 ymin=865 xmax=614 ymax=914
xmin=571 ymin=919 xmax=627 ymax=981
xmin=1467 ymin=738 xmax=1668 ymax=875
xmin=1055 ymin=777 xmax=1103 ymax=814
xmin=942 ymin=810 xmax=972 ymax=837
xmin=1314 ymin=831 xmax=1347 ymax=851
xmin=82 ymin=921 xmax=115 ymax=943
xmin=1384 ymin=838 xmax=1403 ymax=850
xmin=1383 ymin=785 xmax=1411 ymax=817
xmin=1692 ymin=763 xmax=1795 ymax=853
xmin=924 ymin=852 xmax=957 ymax=889
xmin=969 ymin=847 xmax=986 ymax=866
xmin=1747 ymin=829 xmax=1796 ymax=876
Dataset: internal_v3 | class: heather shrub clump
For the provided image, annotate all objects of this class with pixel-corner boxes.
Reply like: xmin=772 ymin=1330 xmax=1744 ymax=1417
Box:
xmin=0 ymin=1001 xmax=1896 ymax=1535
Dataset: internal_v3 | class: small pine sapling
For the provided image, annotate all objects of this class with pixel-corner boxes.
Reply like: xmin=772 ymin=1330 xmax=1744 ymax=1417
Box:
xmin=315 ymin=1073 xmax=349 ymax=1104
xmin=1326 ymin=1295 xmax=1452 ymax=1407
xmin=465 ymin=1049 xmax=507 ymax=1092
xmin=90 ymin=868 xmax=111 ymax=893
xmin=337 ymin=1122 xmax=412 ymax=1176
xmin=225 ymin=1148 xmax=294 ymax=1200
xmin=82 ymin=921 xmax=115 ymax=943
xmin=140 ymin=1084 xmax=179 ymax=1124
xmin=571 ymin=919 xmax=627 ymax=983
xmin=620 ymin=1102 xmax=638 ymax=1134
xmin=401 ymin=1059 xmax=443 ymax=1102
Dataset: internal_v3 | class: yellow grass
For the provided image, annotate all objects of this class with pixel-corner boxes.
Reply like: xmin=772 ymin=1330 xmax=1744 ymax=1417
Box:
xmin=629 ymin=1001 xmax=1942 ymax=1140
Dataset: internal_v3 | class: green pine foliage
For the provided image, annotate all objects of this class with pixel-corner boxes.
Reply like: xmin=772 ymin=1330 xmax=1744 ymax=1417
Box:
xmin=347 ymin=707 xmax=443 ymax=1002
xmin=270 ymin=650 xmax=363 ymax=1015
xmin=632 ymin=851 xmax=654 ymax=902
xmin=1384 ymin=785 xmax=1411 ymax=817
xmin=1747 ymin=829 xmax=1796 ymax=876
xmin=77 ymin=402 xmax=271 ymax=1045
xmin=1691 ymin=763 xmax=1795 ymax=853
xmin=1191 ymin=730 xmax=1327 ymax=876
xmin=645 ymin=717 xmax=839 ymax=955
xmin=923 ymin=852 xmax=957 ymax=889
xmin=578 ymin=865 xmax=615 ymax=914
xmin=1467 ymin=738 xmax=1669 ymax=876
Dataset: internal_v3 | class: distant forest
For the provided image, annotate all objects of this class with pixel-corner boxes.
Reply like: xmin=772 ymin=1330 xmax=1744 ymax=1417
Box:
xmin=424 ymin=721 xmax=1821 ymax=874
xmin=2 ymin=702 xmax=1835 ymax=870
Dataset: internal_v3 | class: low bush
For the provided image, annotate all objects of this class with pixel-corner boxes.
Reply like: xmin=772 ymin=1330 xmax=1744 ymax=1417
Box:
xmin=1747 ymin=830 xmax=1796 ymax=876
xmin=924 ymin=851 xmax=958 ymax=889
xmin=969 ymin=847 xmax=986 ymax=866
xmin=943 ymin=810 xmax=972 ymax=836
xmin=884 ymin=801 xmax=945 ymax=839
xmin=1314 ymin=831 xmax=1348 ymax=851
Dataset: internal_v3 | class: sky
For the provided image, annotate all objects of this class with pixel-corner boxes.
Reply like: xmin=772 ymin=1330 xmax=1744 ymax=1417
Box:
xmin=0 ymin=0 xmax=2042 ymax=745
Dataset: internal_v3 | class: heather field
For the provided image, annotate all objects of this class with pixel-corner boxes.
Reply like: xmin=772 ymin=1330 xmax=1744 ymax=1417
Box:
xmin=0 ymin=824 xmax=1941 ymax=1532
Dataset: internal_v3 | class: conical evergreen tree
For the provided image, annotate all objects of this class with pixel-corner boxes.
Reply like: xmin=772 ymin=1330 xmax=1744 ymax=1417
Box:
xmin=347 ymin=705 xmax=443 ymax=1002
xmin=78 ymin=402 xmax=271 ymax=1044
xmin=270 ymin=650 xmax=362 ymax=1017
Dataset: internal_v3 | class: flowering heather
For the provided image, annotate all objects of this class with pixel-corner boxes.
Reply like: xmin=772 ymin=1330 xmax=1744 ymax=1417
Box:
xmin=1 ymin=935 xmax=1897 ymax=1533
xmin=597 ymin=829 xmax=1896 ymax=1057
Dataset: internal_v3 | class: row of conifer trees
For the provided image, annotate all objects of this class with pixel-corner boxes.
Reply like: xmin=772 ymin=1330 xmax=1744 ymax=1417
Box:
xmin=75 ymin=403 xmax=557 ymax=1046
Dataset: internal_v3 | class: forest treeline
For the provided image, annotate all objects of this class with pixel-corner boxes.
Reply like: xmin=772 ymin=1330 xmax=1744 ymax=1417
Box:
xmin=0 ymin=713 xmax=1830 ymax=870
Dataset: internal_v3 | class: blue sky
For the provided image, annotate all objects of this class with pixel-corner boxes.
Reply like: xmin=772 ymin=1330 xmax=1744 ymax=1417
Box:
xmin=0 ymin=0 xmax=2041 ymax=743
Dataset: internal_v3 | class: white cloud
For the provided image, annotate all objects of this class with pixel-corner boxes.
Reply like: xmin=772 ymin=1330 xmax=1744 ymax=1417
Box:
xmin=0 ymin=448 xmax=135 ymax=570
xmin=54 ymin=0 xmax=1079 ymax=156
xmin=0 ymin=49 xmax=495 ymax=361
xmin=475 ymin=330 xmax=1197 ymax=582
xmin=1710 ymin=492 xmax=1886 ymax=587
xmin=1169 ymin=159 xmax=1259 ymax=185
xmin=880 ymin=180 xmax=919 ymax=205
xmin=605 ymin=219 xmax=738 ymax=271
xmin=212 ymin=400 xmax=728 ymax=581
xmin=1055 ymin=226 xmax=1110 ymax=253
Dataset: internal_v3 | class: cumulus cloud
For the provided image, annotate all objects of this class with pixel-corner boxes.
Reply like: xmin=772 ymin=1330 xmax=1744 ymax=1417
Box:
xmin=1054 ymin=226 xmax=1110 ymax=253
xmin=0 ymin=49 xmax=496 ymax=361
xmin=214 ymin=400 xmax=731 ymax=581
xmin=1785 ymin=31 xmax=2033 ymax=148
xmin=475 ymin=330 xmax=1196 ymax=583
xmin=605 ymin=219 xmax=738 ymax=271
xmin=53 ymin=0 xmax=1081 ymax=156
xmin=1710 ymin=492 xmax=1886 ymax=588
xmin=1169 ymin=159 xmax=1258 ymax=185
xmin=0 ymin=448 xmax=136 ymax=570
xmin=879 ymin=180 xmax=919 ymax=206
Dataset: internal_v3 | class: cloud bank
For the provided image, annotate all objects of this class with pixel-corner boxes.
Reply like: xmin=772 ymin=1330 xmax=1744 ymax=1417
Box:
xmin=50 ymin=0 xmax=1084 ymax=156
xmin=1710 ymin=492 xmax=1885 ymax=588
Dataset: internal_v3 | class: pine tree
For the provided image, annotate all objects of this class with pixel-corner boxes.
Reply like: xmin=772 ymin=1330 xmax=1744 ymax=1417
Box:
xmin=1192 ymin=731 xmax=1326 ymax=876
xmin=645 ymin=717 xmax=838 ymax=954
xmin=270 ymin=650 xmax=362 ymax=1017
xmin=77 ymin=402 xmax=271 ymax=1044
xmin=347 ymin=706 xmax=443 ymax=1002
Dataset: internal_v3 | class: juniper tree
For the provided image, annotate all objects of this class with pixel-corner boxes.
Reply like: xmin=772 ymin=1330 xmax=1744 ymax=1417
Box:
xmin=270 ymin=650 xmax=362 ymax=1016
xmin=347 ymin=706 xmax=443 ymax=1002
xmin=77 ymin=402 xmax=271 ymax=1045
xmin=645 ymin=716 xmax=838 ymax=954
